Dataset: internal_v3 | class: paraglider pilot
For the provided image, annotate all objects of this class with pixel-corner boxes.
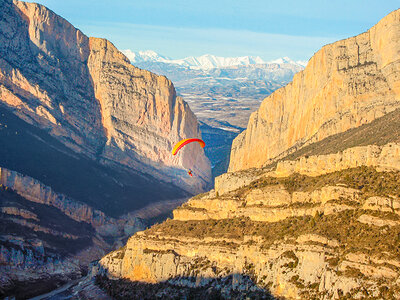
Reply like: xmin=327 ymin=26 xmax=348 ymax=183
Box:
xmin=171 ymin=138 xmax=206 ymax=178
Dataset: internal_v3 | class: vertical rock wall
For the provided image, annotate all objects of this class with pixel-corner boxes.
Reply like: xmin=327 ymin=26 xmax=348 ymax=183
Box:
xmin=229 ymin=9 xmax=400 ymax=172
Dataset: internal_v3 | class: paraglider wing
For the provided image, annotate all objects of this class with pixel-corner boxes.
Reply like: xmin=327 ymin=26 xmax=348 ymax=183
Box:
xmin=172 ymin=138 xmax=205 ymax=155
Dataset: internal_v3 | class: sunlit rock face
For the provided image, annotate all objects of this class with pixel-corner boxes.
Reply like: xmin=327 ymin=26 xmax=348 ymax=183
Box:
xmin=229 ymin=9 xmax=400 ymax=172
xmin=0 ymin=0 xmax=211 ymax=194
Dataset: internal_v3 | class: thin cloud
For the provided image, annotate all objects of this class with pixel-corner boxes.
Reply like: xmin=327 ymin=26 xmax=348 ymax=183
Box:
xmin=78 ymin=22 xmax=338 ymax=61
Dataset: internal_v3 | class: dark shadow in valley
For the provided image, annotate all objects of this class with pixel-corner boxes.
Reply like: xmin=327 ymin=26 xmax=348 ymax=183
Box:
xmin=200 ymin=122 xmax=240 ymax=178
xmin=0 ymin=275 xmax=81 ymax=300
xmin=95 ymin=274 xmax=281 ymax=300
xmin=0 ymin=187 xmax=95 ymax=256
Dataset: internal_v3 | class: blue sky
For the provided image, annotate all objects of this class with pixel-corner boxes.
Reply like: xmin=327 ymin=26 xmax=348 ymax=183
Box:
xmin=31 ymin=0 xmax=399 ymax=61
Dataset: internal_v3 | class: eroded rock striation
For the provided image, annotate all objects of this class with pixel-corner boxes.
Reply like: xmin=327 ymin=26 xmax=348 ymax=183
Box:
xmin=215 ymin=143 xmax=400 ymax=196
xmin=229 ymin=9 xmax=400 ymax=172
xmin=0 ymin=167 xmax=145 ymax=233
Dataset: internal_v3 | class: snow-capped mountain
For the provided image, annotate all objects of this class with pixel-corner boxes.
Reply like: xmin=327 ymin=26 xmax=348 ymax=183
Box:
xmin=268 ymin=56 xmax=307 ymax=67
xmin=165 ymin=54 xmax=266 ymax=69
xmin=122 ymin=50 xmax=170 ymax=64
xmin=122 ymin=50 xmax=307 ymax=70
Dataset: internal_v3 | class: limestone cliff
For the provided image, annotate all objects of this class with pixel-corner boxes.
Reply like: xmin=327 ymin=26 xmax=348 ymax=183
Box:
xmin=216 ymin=142 xmax=400 ymax=196
xmin=0 ymin=0 xmax=211 ymax=194
xmin=0 ymin=1 xmax=208 ymax=294
xmin=229 ymin=9 xmax=400 ymax=172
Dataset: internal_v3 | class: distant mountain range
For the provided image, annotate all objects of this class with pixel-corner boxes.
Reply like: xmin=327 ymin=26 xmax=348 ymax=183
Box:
xmin=122 ymin=50 xmax=306 ymax=130
xmin=123 ymin=50 xmax=307 ymax=70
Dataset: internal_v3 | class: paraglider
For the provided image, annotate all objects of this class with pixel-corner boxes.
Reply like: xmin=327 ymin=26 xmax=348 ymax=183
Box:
xmin=172 ymin=138 xmax=205 ymax=177
xmin=172 ymin=138 xmax=205 ymax=156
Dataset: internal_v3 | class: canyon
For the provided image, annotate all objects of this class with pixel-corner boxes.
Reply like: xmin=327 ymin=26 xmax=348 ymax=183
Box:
xmin=96 ymin=9 xmax=400 ymax=300
xmin=0 ymin=0 xmax=211 ymax=195
xmin=2 ymin=0 xmax=400 ymax=298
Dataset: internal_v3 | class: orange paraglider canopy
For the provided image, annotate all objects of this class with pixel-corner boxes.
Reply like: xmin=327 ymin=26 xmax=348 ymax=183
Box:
xmin=172 ymin=138 xmax=205 ymax=155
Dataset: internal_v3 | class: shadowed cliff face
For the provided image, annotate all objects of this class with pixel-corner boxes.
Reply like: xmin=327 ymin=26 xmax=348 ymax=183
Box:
xmin=0 ymin=105 xmax=189 ymax=217
xmin=0 ymin=0 xmax=211 ymax=195
xmin=94 ymin=274 xmax=275 ymax=299
xmin=229 ymin=9 xmax=400 ymax=172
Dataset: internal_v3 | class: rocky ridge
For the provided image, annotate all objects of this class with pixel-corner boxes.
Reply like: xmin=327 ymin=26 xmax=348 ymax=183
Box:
xmin=216 ymin=142 xmax=400 ymax=195
xmin=229 ymin=9 xmax=400 ymax=172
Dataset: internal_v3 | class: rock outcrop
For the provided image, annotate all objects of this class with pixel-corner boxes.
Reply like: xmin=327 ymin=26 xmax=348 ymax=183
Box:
xmin=229 ymin=9 xmax=400 ymax=172
xmin=87 ymin=37 xmax=211 ymax=193
xmin=274 ymin=143 xmax=400 ymax=177
xmin=1 ymin=167 xmax=107 ymax=227
xmin=216 ymin=142 xmax=400 ymax=196
xmin=0 ymin=236 xmax=82 ymax=298
xmin=0 ymin=0 xmax=211 ymax=194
